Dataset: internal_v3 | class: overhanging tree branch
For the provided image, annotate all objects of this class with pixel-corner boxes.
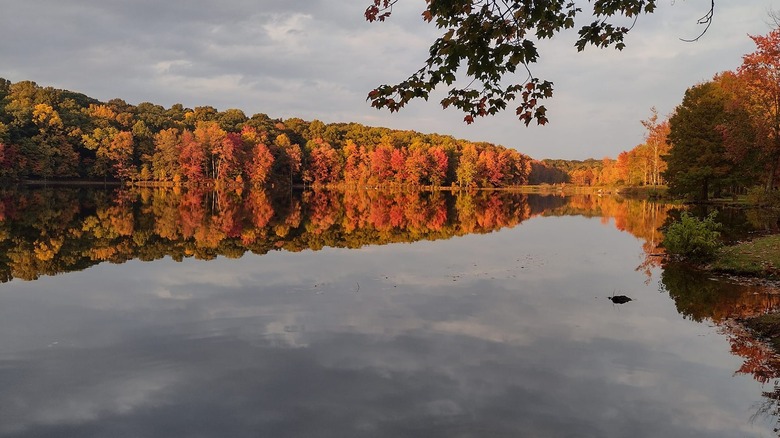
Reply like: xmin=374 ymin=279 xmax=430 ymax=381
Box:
xmin=366 ymin=0 xmax=717 ymax=125
xmin=680 ymin=0 xmax=714 ymax=42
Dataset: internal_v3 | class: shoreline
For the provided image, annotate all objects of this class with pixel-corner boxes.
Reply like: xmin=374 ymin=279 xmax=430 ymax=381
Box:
xmin=700 ymin=233 xmax=780 ymax=354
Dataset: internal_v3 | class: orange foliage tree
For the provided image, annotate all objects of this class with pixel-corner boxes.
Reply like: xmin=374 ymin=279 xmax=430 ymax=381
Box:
xmin=640 ymin=107 xmax=671 ymax=186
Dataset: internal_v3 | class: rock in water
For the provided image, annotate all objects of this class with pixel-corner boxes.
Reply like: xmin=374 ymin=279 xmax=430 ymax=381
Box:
xmin=609 ymin=295 xmax=632 ymax=304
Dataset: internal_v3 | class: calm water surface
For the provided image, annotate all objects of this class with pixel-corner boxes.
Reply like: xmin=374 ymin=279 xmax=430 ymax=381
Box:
xmin=0 ymin=188 xmax=777 ymax=437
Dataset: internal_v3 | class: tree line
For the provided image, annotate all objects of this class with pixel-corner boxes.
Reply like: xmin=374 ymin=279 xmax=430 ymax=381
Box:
xmin=528 ymin=108 xmax=671 ymax=188
xmin=535 ymin=27 xmax=780 ymax=201
xmin=661 ymin=28 xmax=780 ymax=200
xmin=5 ymin=21 xmax=777 ymax=197
xmin=0 ymin=79 xmax=532 ymax=188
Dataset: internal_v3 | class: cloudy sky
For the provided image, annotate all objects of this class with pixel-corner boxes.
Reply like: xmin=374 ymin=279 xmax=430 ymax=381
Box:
xmin=1 ymin=0 xmax=776 ymax=159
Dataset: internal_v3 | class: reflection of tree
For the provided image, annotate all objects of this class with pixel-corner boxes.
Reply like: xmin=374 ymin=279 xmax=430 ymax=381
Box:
xmin=745 ymin=208 xmax=780 ymax=234
xmin=0 ymin=190 xmax=725 ymax=290
xmin=661 ymin=261 xmax=780 ymax=434
xmin=753 ymin=384 xmax=780 ymax=436
xmin=0 ymin=188 xmax=557 ymax=283
xmin=726 ymin=321 xmax=780 ymax=384
xmin=661 ymin=263 xmax=780 ymax=323
xmin=541 ymin=195 xmax=671 ymax=280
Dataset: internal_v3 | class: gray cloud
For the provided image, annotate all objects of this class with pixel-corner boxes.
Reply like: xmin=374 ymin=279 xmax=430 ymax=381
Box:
xmin=0 ymin=0 xmax=776 ymax=159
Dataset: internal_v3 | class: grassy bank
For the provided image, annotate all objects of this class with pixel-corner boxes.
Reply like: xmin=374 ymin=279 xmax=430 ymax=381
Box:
xmin=715 ymin=234 xmax=780 ymax=352
xmin=711 ymin=234 xmax=780 ymax=279
xmin=615 ymin=185 xmax=668 ymax=199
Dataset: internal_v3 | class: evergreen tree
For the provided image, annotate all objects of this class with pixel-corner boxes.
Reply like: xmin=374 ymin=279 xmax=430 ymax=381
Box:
xmin=664 ymin=81 xmax=734 ymax=201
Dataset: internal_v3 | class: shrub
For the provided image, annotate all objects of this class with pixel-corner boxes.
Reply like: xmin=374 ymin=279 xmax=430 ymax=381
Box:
xmin=746 ymin=186 xmax=780 ymax=207
xmin=663 ymin=211 xmax=722 ymax=261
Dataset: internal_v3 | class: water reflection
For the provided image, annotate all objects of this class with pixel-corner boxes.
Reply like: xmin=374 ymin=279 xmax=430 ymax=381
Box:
xmin=0 ymin=188 xmax=657 ymax=282
xmin=660 ymin=261 xmax=780 ymax=433
xmin=0 ymin=188 xmax=778 ymax=437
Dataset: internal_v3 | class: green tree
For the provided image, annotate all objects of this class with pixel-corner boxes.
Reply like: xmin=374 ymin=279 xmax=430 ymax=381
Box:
xmin=82 ymin=126 xmax=118 ymax=178
xmin=152 ymin=128 xmax=182 ymax=181
xmin=132 ymin=120 xmax=154 ymax=171
xmin=216 ymin=108 xmax=248 ymax=132
xmin=665 ymin=80 xmax=734 ymax=201
xmin=164 ymin=103 xmax=189 ymax=130
xmin=0 ymin=77 xmax=10 ymax=102
xmin=456 ymin=143 xmax=478 ymax=188
xmin=31 ymin=103 xmax=79 ymax=178
xmin=136 ymin=102 xmax=169 ymax=131
xmin=185 ymin=106 xmax=218 ymax=129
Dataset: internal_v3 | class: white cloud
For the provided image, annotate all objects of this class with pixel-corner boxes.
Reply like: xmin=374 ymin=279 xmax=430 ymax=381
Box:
xmin=262 ymin=13 xmax=312 ymax=44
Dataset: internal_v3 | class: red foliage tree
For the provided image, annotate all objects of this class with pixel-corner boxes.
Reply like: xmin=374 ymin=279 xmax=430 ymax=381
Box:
xmin=305 ymin=140 xmax=342 ymax=185
xmin=477 ymin=148 xmax=505 ymax=187
xmin=615 ymin=151 xmax=631 ymax=184
xmin=179 ymin=130 xmax=207 ymax=183
xmin=214 ymin=133 xmax=244 ymax=183
xmin=193 ymin=121 xmax=227 ymax=180
xmin=389 ymin=147 xmax=408 ymax=182
xmin=0 ymin=142 xmax=23 ymax=179
xmin=737 ymin=28 xmax=780 ymax=191
xmin=108 ymin=131 xmax=135 ymax=180
xmin=343 ymin=140 xmax=368 ymax=184
xmin=428 ymin=146 xmax=449 ymax=186
xmin=246 ymin=140 xmax=274 ymax=186
xmin=371 ymin=144 xmax=394 ymax=183
xmin=404 ymin=148 xmax=429 ymax=185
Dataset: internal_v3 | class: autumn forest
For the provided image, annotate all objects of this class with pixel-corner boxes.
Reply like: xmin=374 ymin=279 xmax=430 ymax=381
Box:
xmin=2 ymin=28 xmax=780 ymax=201
xmin=7 ymin=5 xmax=780 ymax=435
xmin=0 ymin=77 xmax=538 ymax=188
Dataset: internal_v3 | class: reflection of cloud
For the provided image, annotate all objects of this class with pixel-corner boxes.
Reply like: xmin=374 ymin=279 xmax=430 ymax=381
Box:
xmin=3 ymin=354 xmax=178 ymax=436
xmin=431 ymin=319 xmax=531 ymax=345
xmin=154 ymin=287 xmax=193 ymax=301
xmin=263 ymin=318 xmax=310 ymax=347
xmin=610 ymin=367 xmax=662 ymax=388
xmin=4 ymin=327 xmax=760 ymax=437
xmin=36 ymin=374 xmax=172 ymax=423
xmin=0 ymin=209 xmax=773 ymax=437
xmin=158 ymin=262 xmax=249 ymax=289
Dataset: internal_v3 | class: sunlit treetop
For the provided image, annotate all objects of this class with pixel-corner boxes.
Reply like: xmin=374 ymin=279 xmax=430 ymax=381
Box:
xmin=365 ymin=0 xmax=712 ymax=126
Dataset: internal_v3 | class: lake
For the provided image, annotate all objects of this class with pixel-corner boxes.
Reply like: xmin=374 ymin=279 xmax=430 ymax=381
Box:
xmin=0 ymin=187 xmax=778 ymax=437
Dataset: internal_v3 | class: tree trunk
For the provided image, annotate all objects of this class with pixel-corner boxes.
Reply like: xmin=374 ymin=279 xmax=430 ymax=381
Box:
xmin=767 ymin=154 xmax=779 ymax=193
xmin=701 ymin=178 xmax=709 ymax=202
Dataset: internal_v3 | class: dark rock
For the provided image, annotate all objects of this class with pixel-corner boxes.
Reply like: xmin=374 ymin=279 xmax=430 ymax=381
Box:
xmin=608 ymin=295 xmax=632 ymax=304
